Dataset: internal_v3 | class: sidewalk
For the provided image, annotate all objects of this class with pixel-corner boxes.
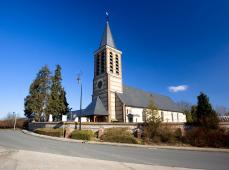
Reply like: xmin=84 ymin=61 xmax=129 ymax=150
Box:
xmin=22 ymin=130 xmax=229 ymax=153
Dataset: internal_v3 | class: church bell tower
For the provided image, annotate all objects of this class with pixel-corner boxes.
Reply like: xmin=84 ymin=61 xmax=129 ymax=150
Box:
xmin=92 ymin=18 xmax=123 ymax=122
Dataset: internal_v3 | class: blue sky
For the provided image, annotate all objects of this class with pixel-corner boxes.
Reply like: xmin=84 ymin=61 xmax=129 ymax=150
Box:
xmin=0 ymin=0 xmax=229 ymax=118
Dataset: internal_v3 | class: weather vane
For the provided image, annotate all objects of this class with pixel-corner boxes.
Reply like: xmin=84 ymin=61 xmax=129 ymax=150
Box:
xmin=106 ymin=11 xmax=109 ymax=22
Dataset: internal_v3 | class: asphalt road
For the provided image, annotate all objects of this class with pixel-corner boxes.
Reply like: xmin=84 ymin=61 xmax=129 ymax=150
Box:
xmin=0 ymin=130 xmax=228 ymax=170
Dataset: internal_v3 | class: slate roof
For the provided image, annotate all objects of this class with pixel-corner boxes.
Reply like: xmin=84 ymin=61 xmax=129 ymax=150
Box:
xmin=71 ymin=97 xmax=108 ymax=117
xmin=83 ymin=96 xmax=108 ymax=116
xmin=116 ymin=86 xmax=181 ymax=112
xmin=100 ymin=21 xmax=116 ymax=48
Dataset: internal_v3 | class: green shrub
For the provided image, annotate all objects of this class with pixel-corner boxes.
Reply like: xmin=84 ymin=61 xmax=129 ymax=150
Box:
xmin=71 ymin=130 xmax=94 ymax=141
xmin=34 ymin=128 xmax=63 ymax=137
xmin=101 ymin=128 xmax=138 ymax=144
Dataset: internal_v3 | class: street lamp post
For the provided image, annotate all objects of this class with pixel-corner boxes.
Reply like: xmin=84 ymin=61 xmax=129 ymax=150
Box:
xmin=77 ymin=75 xmax=82 ymax=130
xmin=13 ymin=112 xmax=16 ymax=131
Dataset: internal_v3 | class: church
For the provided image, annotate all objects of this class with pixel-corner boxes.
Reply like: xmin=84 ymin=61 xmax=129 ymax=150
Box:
xmin=70 ymin=19 xmax=186 ymax=123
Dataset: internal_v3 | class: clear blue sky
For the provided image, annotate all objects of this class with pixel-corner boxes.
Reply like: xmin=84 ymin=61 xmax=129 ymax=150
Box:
xmin=0 ymin=0 xmax=229 ymax=118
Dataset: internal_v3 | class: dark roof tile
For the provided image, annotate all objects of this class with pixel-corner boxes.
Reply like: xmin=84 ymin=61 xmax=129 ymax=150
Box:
xmin=117 ymin=86 xmax=181 ymax=112
xmin=100 ymin=21 xmax=116 ymax=48
xmin=71 ymin=97 xmax=108 ymax=117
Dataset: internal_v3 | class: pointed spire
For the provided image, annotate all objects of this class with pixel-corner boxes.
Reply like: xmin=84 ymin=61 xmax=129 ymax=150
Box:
xmin=99 ymin=13 xmax=116 ymax=48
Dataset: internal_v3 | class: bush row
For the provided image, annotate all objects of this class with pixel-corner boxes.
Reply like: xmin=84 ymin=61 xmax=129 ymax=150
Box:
xmin=33 ymin=126 xmax=229 ymax=148
xmin=34 ymin=128 xmax=95 ymax=141
xmin=144 ymin=127 xmax=183 ymax=144
xmin=0 ymin=119 xmax=28 ymax=129
xmin=143 ymin=125 xmax=229 ymax=148
xmin=33 ymin=127 xmax=137 ymax=144
xmin=185 ymin=127 xmax=229 ymax=148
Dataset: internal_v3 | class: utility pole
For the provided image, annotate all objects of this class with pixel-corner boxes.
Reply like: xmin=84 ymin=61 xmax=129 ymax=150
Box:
xmin=77 ymin=74 xmax=82 ymax=130
xmin=13 ymin=112 xmax=16 ymax=131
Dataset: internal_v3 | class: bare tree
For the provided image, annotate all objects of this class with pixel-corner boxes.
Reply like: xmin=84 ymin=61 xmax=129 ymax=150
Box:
xmin=176 ymin=101 xmax=192 ymax=112
xmin=215 ymin=105 xmax=228 ymax=115
xmin=5 ymin=112 xmax=15 ymax=120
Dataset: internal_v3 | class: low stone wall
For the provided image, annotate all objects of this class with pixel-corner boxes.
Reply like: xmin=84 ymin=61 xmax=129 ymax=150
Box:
xmin=28 ymin=122 xmax=141 ymax=132
xmin=28 ymin=122 xmax=229 ymax=132
xmin=219 ymin=122 xmax=229 ymax=129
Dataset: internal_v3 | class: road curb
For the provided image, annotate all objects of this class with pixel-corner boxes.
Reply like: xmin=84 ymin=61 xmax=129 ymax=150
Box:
xmin=22 ymin=130 xmax=229 ymax=153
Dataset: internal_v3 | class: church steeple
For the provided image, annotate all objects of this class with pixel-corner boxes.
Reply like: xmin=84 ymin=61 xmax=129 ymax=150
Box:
xmin=93 ymin=15 xmax=123 ymax=122
xmin=99 ymin=21 xmax=116 ymax=48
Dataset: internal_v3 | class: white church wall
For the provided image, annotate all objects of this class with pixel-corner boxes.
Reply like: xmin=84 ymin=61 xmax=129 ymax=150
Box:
xmin=125 ymin=106 xmax=186 ymax=123
xmin=74 ymin=117 xmax=89 ymax=122
xmin=160 ymin=110 xmax=186 ymax=123
xmin=125 ymin=106 xmax=144 ymax=123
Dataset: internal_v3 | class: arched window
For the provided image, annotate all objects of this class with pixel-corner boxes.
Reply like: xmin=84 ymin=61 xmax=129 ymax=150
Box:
xmin=110 ymin=52 xmax=113 ymax=73
xmin=115 ymin=55 xmax=119 ymax=75
xmin=101 ymin=52 xmax=105 ymax=74
xmin=142 ymin=110 xmax=146 ymax=122
xmin=127 ymin=114 xmax=133 ymax=123
xmin=161 ymin=111 xmax=164 ymax=121
xmin=96 ymin=54 xmax=100 ymax=75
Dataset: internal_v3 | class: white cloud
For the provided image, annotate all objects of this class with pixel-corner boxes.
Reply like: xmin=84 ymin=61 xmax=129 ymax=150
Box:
xmin=168 ymin=85 xmax=188 ymax=93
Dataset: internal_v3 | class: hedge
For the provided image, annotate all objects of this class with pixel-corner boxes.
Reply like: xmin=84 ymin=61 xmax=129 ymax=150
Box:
xmin=71 ymin=130 xmax=94 ymax=141
xmin=185 ymin=127 xmax=229 ymax=148
xmin=34 ymin=128 xmax=63 ymax=137
xmin=0 ymin=119 xmax=28 ymax=129
xmin=101 ymin=128 xmax=138 ymax=144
